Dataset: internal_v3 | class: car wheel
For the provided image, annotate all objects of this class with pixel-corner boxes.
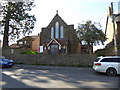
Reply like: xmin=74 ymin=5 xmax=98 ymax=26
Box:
xmin=106 ymin=68 xmax=117 ymax=76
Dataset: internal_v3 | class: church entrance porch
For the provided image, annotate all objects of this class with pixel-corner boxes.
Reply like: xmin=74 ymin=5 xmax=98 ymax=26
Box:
xmin=50 ymin=45 xmax=59 ymax=54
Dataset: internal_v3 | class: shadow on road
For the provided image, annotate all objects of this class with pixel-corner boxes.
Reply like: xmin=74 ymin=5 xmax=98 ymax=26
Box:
xmin=2 ymin=66 xmax=119 ymax=88
xmin=2 ymin=73 xmax=45 ymax=89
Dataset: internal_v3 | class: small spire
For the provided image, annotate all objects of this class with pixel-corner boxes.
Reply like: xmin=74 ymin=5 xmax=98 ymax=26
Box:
xmin=56 ymin=10 xmax=58 ymax=14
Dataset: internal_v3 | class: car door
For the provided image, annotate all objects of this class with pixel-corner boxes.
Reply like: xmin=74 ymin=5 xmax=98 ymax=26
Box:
xmin=100 ymin=58 xmax=111 ymax=72
xmin=109 ymin=58 xmax=119 ymax=74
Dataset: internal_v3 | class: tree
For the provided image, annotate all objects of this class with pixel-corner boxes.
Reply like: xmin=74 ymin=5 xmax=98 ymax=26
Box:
xmin=77 ymin=20 xmax=107 ymax=54
xmin=0 ymin=1 xmax=36 ymax=48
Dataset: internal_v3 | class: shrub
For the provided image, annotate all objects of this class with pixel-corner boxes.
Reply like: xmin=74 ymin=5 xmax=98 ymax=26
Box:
xmin=20 ymin=50 xmax=38 ymax=54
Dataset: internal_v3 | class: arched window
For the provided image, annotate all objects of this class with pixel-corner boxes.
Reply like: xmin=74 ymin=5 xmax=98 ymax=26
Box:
xmin=55 ymin=22 xmax=59 ymax=38
xmin=60 ymin=26 xmax=64 ymax=38
xmin=51 ymin=27 xmax=54 ymax=38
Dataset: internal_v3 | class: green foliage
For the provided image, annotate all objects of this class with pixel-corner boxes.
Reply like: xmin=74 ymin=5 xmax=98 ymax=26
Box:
xmin=0 ymin=1 xmax=36 ymax=47
xmin=20 ymin=50 xmax=38 ymax=54
xmin=77 ymin=20 xmax=106 ymax=45
xmin=77 ymin=20 xmax=107 ymax=54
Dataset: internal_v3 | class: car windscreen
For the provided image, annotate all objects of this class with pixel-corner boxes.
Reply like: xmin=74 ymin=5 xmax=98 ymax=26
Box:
xmin=0 ymin=56 xmax=5 ymax=59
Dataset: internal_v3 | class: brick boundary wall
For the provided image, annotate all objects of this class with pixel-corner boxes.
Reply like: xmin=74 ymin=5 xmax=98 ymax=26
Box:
xmin=2 ymin=53 xmax=97 ymax=66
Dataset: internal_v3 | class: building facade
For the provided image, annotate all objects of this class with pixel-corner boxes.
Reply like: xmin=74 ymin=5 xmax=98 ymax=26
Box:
xmin=40 ymin=13 xmax=81 ymax=54
xmin=17 ymin=35 xmax=40 ymax=51
xmin=105 ymin=3 xmax=120 ymax=55
xmin=116 ymin=21 xmax=120 ymax=55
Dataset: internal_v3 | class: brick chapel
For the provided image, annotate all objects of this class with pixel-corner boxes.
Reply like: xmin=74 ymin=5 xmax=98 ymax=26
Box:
xmin=40 ymin=12 xmax=82 ymax=54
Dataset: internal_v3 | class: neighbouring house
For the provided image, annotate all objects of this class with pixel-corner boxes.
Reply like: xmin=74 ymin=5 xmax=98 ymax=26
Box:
xmin=116 ymin=16 xmax=120 ymax=55
xmin=96 ymin=2 xmax=120 ymax=55
xmin=105 ymin=14 xmax=120 ymax=44
xmin=17 ymin=35 xmax=40 ymax=51
xmin=105 ymin=13 xmax=120 ymax=55
xmin=40 ymin=12 xmax=88 ymax=54
xmin=80 ymin=45 xmax=90 ymax=54
xmin=10 ymin=44 xmax=19 ymax=48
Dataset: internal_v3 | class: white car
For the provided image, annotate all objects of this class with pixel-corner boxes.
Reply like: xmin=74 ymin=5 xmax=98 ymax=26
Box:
xmin=93 ymin=56 xmax=120 ymax=76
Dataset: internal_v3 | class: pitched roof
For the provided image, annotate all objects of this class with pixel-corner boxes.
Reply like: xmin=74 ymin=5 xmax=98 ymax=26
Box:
xmin=47 ymin=13 xmax=67 ymax=28
xmin=47 ymin=38 xmax=61 ymax=46
xmin=30 ymin=35 xmax=39 ymax=40
xmin=17 ymin=35 xmax=39 ymax=42
xmin=45 ymin=38 xmax=68 ymax=46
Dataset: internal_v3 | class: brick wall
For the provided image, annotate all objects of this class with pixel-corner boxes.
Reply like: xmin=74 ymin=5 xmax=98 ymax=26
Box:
xmin=2 ymin=52 xmax=97 ymax=66
xmin=32 ymin=36 xmax=40 ymax=51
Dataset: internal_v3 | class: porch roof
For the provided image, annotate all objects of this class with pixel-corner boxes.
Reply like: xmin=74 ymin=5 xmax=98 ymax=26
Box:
xmin=45 ymin=38 xmax=68 ymax=46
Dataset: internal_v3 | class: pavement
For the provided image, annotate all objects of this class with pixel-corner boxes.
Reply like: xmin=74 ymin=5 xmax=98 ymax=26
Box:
xmin=13 ymin=64 xmax=92 ymax=70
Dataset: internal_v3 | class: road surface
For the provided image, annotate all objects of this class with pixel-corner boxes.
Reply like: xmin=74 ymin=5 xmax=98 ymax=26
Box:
xmin=1 ymin=64 xmax=119 ymax=88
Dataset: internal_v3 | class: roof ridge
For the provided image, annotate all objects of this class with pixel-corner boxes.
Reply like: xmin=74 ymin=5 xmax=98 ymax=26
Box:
xmin=47 ymin=13 xmax=67 ymax=28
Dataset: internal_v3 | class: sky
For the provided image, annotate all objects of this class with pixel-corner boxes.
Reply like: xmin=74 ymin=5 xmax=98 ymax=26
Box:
xmin=0 ymin=0 xmax=120 ymax=51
